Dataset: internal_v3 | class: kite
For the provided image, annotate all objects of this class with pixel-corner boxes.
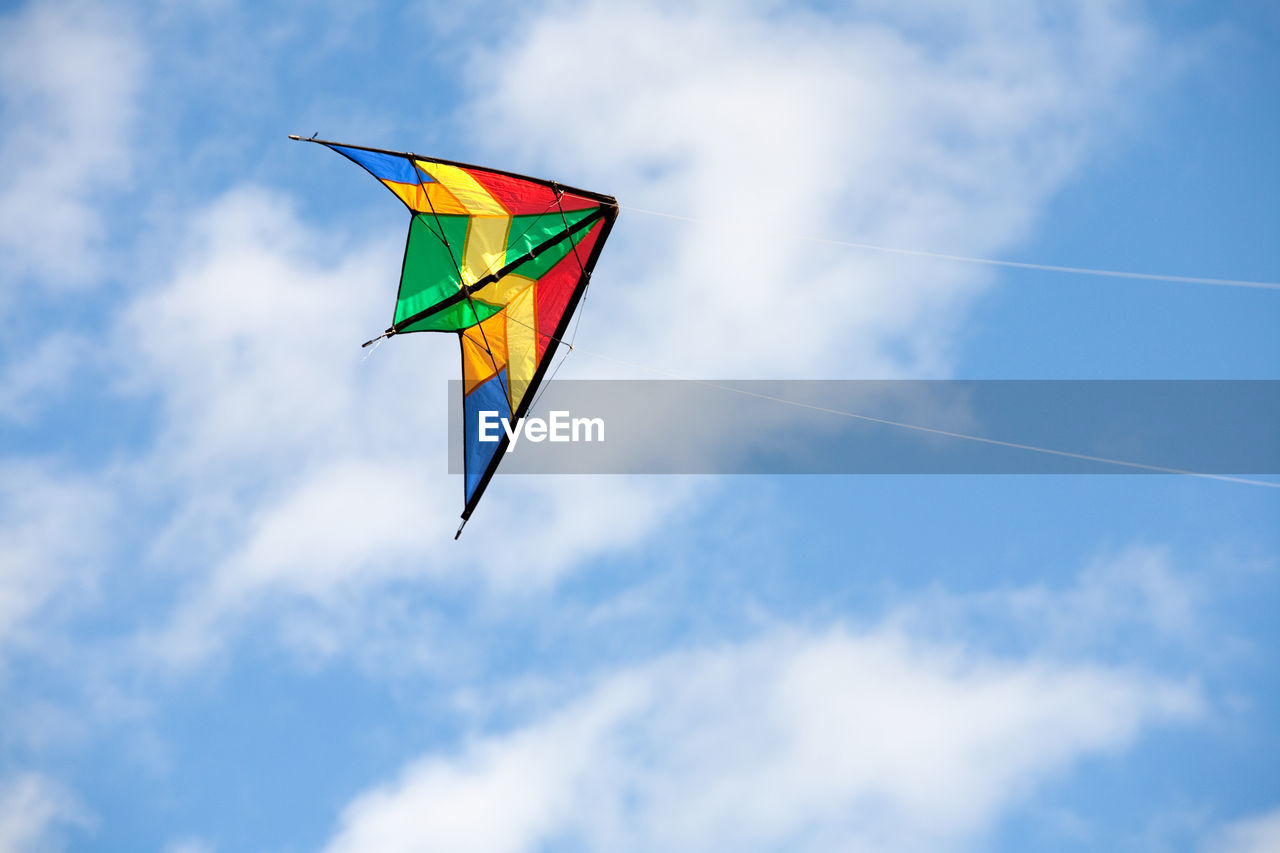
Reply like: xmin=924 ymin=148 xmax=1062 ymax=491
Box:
xmin=292 ymin=136 xmax=618 ymax=537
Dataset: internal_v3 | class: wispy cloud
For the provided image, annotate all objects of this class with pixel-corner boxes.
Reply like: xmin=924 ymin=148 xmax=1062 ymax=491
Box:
xmin=0 ymin=773 xmax=89 ymax=853
xmin=0 ymin=334 xmax=88 ymax=426
xmin=887 ymin=544 xmax=1209 ymax=657
xmin=321 ymin=622 xmax=1201 ymax=853
xmin=108 ymin=188 xmax=703 ymax=666
xmin=107 ymin=0 xmax=1167 ymax=668
xmin=0 ymin=1 xmax=143 ymax=291
xmin=1205 ymin=806 xmax=1280 ymax=853
xmin=0 ymin=464 xmax=114 ymax=663
xmin=465 ymin=0 xmax=1159 ymax=378
xmin=0 ymin=2 xmax=1269 ymax=850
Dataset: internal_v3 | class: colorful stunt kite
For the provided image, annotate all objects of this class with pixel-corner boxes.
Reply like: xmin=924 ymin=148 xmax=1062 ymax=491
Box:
xmin=292 ymin=136 xmax=618 ymax=537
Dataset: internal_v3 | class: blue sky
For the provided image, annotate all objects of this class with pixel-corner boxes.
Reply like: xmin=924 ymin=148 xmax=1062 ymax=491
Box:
xmin=0 ymin=1 xmax=1277 ymax=851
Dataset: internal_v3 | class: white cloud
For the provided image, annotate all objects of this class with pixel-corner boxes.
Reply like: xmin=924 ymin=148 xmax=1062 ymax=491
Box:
xmin=321 ymin=624 xmax=1201 ymax=853
xmin=109 ymin=0 xmax=1165 ymax=667
xmin=890 ymin=544 xmax=1204 ymax=655
xmin=0 ymin=334 xmax=88 ymax=425
xmin=0 ymin=464 xmax=113 ymax=662
xmin=465 ymin=0 xmax=1157 ymax=378
xmin=116 ymin=188 xmax=704 ymax=665
xmin=118 ymin=188 xmax=400 ymax=479
xmin=0 ymin=5 xmax=1254 ymax=851
xmin=0 ymin=0 xmax=142 ymax=290
xmin=0 ymin=774 xmax=89 ymax=853
xmin=1205 ymin=806 xmax=1280 ymax=853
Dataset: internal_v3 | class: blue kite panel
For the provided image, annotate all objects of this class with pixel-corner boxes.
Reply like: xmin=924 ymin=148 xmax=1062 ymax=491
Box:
xmin=329 ymin=144 xmax=433 ymax=185
xmin=463 ymin=369 xmax=511 ymax=502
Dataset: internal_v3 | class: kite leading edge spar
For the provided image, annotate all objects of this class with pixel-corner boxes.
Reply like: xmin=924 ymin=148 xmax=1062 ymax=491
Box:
xmin=291 ymin=135 xmax=619 ymax=537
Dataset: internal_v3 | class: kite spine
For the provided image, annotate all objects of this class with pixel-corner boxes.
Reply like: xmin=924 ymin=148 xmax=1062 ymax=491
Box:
xmin=288 ymin=134 xmax=617 ymax=206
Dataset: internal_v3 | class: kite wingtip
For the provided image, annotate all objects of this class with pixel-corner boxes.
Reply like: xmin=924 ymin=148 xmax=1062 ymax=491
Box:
xmin=361 ymin=328 xmax=396 ymax=348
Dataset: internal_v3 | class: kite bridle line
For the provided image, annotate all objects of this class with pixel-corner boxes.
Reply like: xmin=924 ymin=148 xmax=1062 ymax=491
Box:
xmin=554 ymin=185 xmax=593 ymax=346
xmin=524 ymin=186 xmax=594 ymax=414
xmin=408 ymin=156 xmax=512 ymax=407
xmin=553 ymin=184 xmax=591 ymax=286
xmin=294 ymin=137 xmax=1277 ymax=515
xmin=290 ymin=133 xmax=600 ymax=376
xmin=359 ymin=205 xmax=609 ymax=347
xmin=452 ymin=188 xmax=595 ymax=428
xmin=290 ymin=135 xmax=627 ymax=535
xmin=456 ymin=200 xmax=618 ymax=526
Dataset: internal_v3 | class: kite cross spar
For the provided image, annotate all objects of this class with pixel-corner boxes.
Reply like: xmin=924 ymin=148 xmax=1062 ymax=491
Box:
xmin=291 ymin=136 xmax=619 ymax=538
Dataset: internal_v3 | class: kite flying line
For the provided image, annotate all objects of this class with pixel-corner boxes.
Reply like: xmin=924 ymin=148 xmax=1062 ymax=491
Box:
xmin=492 ymin=311 xmax=1280 ymax=490
xmin=297 ymin=133 xmax=1277 ymax=533
xmin=619 ymin=204 xmax=1280 ymax=291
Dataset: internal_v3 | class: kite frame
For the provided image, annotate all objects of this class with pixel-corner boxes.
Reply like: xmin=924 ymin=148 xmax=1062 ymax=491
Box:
xmin=290 ymin=136 xmax=619 ymax=528
xmin=459 ymin=198 xmax=616 ymax=524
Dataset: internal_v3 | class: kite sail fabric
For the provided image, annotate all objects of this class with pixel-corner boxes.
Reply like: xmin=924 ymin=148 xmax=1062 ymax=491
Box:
xmin=293 ymin=136 xmax=618 ymax=534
